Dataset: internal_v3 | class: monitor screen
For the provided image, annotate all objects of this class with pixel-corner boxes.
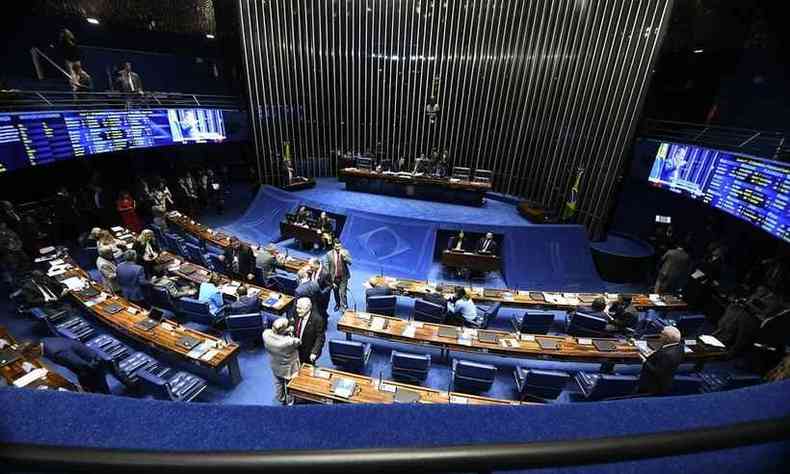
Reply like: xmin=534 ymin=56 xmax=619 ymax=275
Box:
xmin=0 ymin=108 xmax=242 ymax=174
xmin=655 ymin=215 xmax=672 ymax=224
xmin=648 ymin=141 xmax=790 ymax=243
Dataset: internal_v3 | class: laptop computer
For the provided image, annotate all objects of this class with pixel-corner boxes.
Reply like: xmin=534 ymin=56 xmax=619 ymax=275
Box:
xmin=103 ymin=303 xmax=124 ymax=315
xmin=438 ymin=327 xmax=459 ymax=338
xmin=78 ymin=287 xmax=100 ymax=299
xmin=393 ymin=388 xmax=422 ymax=403
xmin=134 ymin=308 xmax=164 ymax=331
xmin=477 ymin=331 xmax=499 ymax=344
xmin=529 ymin=292 xmax=545 ymax=302
xmin=536 ymin=337 xmax=561 ymax=350
xmin=592 ymin=339 xmax=617 ymax=352
xmin=176 ymin=335 xmax=201 ymax=351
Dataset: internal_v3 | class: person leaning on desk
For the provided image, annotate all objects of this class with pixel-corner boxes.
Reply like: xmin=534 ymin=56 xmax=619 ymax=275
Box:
xmin=634 ymin=326 xmax=684 ymax=395
xmin=445 ymin=287 xmax=482 ymax=327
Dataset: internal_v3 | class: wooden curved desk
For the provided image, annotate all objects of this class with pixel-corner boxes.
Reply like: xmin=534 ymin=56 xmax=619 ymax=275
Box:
xmin=61 ymin=261 xmax=243 ymax=384
xmin=367 ymin=275 xmax=688 ymax=311
xmin=337 ymin=311 xmax=726 ymax=370
xmin=287 ymin=364 xmax=524 ymax=405
xmin=0 ymin=326 xmax=80 ymax=391
xmin=166 ymin=211 xmax=310 ymax=274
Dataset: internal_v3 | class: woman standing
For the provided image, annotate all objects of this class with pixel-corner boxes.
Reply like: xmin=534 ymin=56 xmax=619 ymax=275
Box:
xmin=133 ymin=229 xmax=161 ymax=277
xmin=116 ymin=191 xmax=143 ymax=233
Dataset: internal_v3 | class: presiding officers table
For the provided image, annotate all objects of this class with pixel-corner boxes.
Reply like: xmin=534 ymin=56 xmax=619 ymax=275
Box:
xmin=287 ymin=364 xmax=524 ymax=405
xmin=367 ymin=276 xmax=688 ymax=311
xmin=337 ymin=311 xmax=727 ymax=370
xmin=441 ymin=249 xmax=502 ymax=273
xmin=339 ymin=168 xmax=492 ymax=206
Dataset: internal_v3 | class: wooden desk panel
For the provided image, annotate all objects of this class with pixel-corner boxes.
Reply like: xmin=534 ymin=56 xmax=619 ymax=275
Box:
xmin=166 ymin=211 xmax=309 ymax=274
xmin=339 ymin=168 xmax=492 ymax=192
xmin=441 ymin=250 xmax=502 ymax=273
xmin=367 ymin=275 xmax=687 ymax=311
xmin=0 ymin=326 xmax=80 ymax=391
xmin=337 ymin=311 xmax=726 ymax=366
xmin=287 ymin=364 xmax=523 ymax=406
xmin=62 ymin=261 xmax=241 ymax=373
xmin=280 ymin=221 xmax=325 ymax=246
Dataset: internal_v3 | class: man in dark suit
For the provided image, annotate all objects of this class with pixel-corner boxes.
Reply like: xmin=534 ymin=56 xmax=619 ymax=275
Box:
xmin=221 ymin=237 xmax=255 ymax=281
xmin=447 ymin=230 xmax=467 ymax=252
xmin=41 ymin=337 xmax=110 ymax=393
xmin=309 ymin=258 xmax=332 ymax=320
xmin=226 ymin=285 xmax=260 ymax=316
xmin=325 ymin=240 xmax=352 ymax=312
xmin=608 ymin=295 xmax=639 ymax=331
xmin=116 ymin=250 xmax=149 ymax=304
xmin=476 ymin=232 xmax=498 ymax=255
xmin=295 ymin=269 xmax=321 ymax=313
xmin=654 ymin=241 xmax=691 ymax=294
xmin=637 ymin=326 xmax=684 ymax=395
xmin=289 ymin=297 xmax=326 ymax=364
xmin=114 ymin=62 xmax=143 ymax=93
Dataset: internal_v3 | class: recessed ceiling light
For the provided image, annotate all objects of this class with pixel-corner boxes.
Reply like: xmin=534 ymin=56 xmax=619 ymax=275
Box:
xmin=206 ymin=34 xmax=215 ymax=39
xmin=86 ymin=17 xmax=100 ymax=25
xmin=693 ymin=49 xmax=704 ymax=54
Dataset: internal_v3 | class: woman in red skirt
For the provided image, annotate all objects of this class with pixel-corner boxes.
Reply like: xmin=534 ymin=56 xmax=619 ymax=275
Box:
xmin=116 ymin=191 xmax=143 ymax=233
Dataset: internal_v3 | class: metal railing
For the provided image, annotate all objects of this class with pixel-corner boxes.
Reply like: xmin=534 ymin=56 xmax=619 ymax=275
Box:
xmin=640 ymin=118 xmax=788 ymax=162
xmin=0 ymin=88 xmax=242 ymax=112
xmin=1 ymin=415 xmax=788 ymax=473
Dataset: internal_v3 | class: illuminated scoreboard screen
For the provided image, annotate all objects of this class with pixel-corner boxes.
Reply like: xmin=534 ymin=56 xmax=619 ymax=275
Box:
xmin=648 ymin=142 xmax=790 ymax=243
xmin=0 ymin=108 xmax=238 ymax=173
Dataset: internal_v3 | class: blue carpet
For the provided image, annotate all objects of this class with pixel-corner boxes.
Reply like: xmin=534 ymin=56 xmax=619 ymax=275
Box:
xmin=221 ymin=180 xmax=605 ymax=290
xmin=591 ymin=232 xmax=654 ymax=258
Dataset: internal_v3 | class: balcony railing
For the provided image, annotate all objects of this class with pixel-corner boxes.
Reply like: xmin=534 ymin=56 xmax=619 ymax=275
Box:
xmin=0 ymin=90 xmax=243 ymax=112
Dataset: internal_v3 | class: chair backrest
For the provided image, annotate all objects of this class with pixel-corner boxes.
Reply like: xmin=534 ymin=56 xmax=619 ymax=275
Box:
xmin=520 ymin=310 xmax=555 ymax=334
xmin=182 ymin=233 xmax=202 ymax=248
xmin=273 ymin=274 xmax=299 ymax=294
xmin=183 ymin=242 xmax=204 ymax=265
xmin=568 ymin=312 xmax=608 ymax=335
xmin=167 ymin=371 xmax=207 ymax=402
xmin=479 ymin=302 xmax=501 ymax=329
xmin=413 ymin=299 xmax=446 ymax=323
xmin=180 ymin=297 xmax=211 ymax=316
xmin=722 ymin=374 xmax=762 ymax=391
xmin=365 ymin=287 xmax=394 ymax=298
xmin=520 ymin=368 xmax=571 ymax=399
xmin=391 ymin=351 xmax=431 ymax=372
xmin=149 ymin=286 xmax=176 ymax=312
xmin=366 ymin=295 xmax=397 ymax=316
xmin=676 ymin=314 xmax=706 ymax=336
xmin=330 ymin=339 xmax=365 ymax=358
xmin=226 ymin=312 xmax=263 ymax=330
xmin=472 ymin=169 xmax=493 ymax=184
xmin=136 ymin=369 xmax=171 ymax=400
xmin=452 ymin=166 xmax=471 ymax=181
xmin=756 ymin=308 xmax=790 ymax=348
xmin=588 ymin=374 xmax=639 ymax=400
xmin=454 ymin=359 xmax=496 ymax=381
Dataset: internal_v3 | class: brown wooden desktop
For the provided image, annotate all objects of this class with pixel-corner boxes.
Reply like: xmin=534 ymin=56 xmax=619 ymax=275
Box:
xmin=279 ymin=221 xmax=326 ymax=247
xmin=337 ymin=311 xmax=726 ymax=370
xmin=441 ymin=249 xmax=502 ymax=273
xmin=287 ymin=364 xmax=524 ymax=405
xmin=0 ymin=326 xmax=80 ymax=391
xmin=60 ymin=260 xmax=244 ymax=384
xmin=166 ymin=211 xmax=309 ymax=274
xmin=367 ymin=275 xmax=688 ymax=311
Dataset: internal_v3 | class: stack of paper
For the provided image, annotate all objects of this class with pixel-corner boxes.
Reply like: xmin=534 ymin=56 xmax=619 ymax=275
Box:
xmin=449 ymin=395 xmax=468 ymax=404
xmin=378 ymin=382 xmax=397 ymax=393
xmin=61 ymin=277 xmax=87 ymax=291
xmin=402 ymin=325 xmax=416 ymax=338
xmin=520 ymin=334 xmax=536 ymax=342
xmin=370 ymin=318 xmax=387 ymax=331
xmin=13 ymin=368 xmax=48 ymax=387
xmin=699 ymin=335 xmax=726 ymax=348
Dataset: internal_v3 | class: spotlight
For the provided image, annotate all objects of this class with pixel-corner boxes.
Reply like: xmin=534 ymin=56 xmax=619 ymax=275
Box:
xmin=206 ymin=34 xmax=215 ymax=39
xmin=86 ymin=17 xmax=100 ymax=25
xmin=693 ymin=49 xmax=704 ymax=54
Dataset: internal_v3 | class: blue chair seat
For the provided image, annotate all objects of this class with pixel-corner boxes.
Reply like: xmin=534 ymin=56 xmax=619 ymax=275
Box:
xmin=390 ymin=351 xmax=431 ymax=384
xmin=225 ymin=312 xmax=265 ymax=346
xmin=513 ymin=367 xmax=571 ymax=401
xmin=137 ymin=370 xmax=207 ymax=402
xmin=452 ymin=359 xmax=496 ymax=393
xmin=473 ymin=302 xmax=502 ymax=329
xmin=329 ymin=339 xmax=372 ymax=372
xmin=413 ymin=299 xmax=446 ymax=324
xmin=85 ymin=334 xmax=131 ymax=363
xmin=512 ymin=310 xmax=555 ymax=335
xmin=179 ymin=297 xmax=218 ymax=326
xmin=574 ymin=372 xmax=639 ymax=401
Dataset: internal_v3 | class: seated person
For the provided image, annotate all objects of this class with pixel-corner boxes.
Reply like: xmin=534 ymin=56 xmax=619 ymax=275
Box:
xmin=447 ymin=230 xmax=467 ymax=252
xmin=295 ymin=206 xmax=312 ymax=225
xmin=226 ymin=285 xmax=260 ymax=315
xmin=476 ymin=232 xmax=498 ymax=255
xmin=198 ymin=272 xmax=225 ymax=317
xmin=607 ymin=295 xmax=639 ymax=330
xmin=152 ymin=275 xmax=197 ymax=299
xmin=317 ymin=212 xmax=334 ymax=248
xmin=40 ymin=337 xmax=110 ymax=393
xmin=220 ymin=237 xmax=255 ymax=281
xmin=116 ymin=250 xmax=150 ymax=304
xmin=282 ymin=159 xmax=309 ymax=185
xmin=97 ymin=230 xmax=127 ymax=260
xmin=446 ymin=287 xmax=482 ymax=327
xmin=422 ymin=288 xmax=448 ymax=311
xmin=577 ymin=297 xmax=609 ymax=320
xmin=256 ymin=244 xmax=281 ymax=284
xmin=19 ymin=270 xmax=66 ymax=307
xmin=636 ymin=326 xmax=684 ymax=395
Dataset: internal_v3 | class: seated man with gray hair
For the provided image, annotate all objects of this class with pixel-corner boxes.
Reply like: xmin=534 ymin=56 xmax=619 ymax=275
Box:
xmin=262 ymin=317 xmax=301 ymax=405
xmin=637 ymin=325 xmax=684 ymax=395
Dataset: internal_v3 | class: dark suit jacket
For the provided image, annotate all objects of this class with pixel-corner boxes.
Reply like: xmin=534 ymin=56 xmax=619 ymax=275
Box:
xmin=133 ymin=240 xmax=160 ymax=262
xmin=295 ymin=280 xmax=321 ymax=305
xmin=476 ymin=237 xmax=498 ymax=255
xmin=447 ymin=236 xmax=467 ymax=251
xmin=325 ymin=248 xmax=351 ymax=283
xmin=224 ymin=244 xmax=255 ymax=277
xmin=422 ymin=291 xmax=448 ymax=311
xmin=317 ymin=216 xmax=333 ymax=234
xmin=227 ymin=295 xmax=260 ymax=316
xmin=117 ymin=261 xmax=148 ymax=302
xmin=290 ymin=310 xmax=326 ymax=363
xmin=638 ymin=342 xmax=685 ymax=394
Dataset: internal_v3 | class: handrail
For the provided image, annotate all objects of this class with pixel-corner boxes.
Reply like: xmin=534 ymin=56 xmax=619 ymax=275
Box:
xmin=30 ymin=47 xmax=73 ymax=82
xmin=1 ymin=416 xmax=788 ymax=473
xmin=0 ymin=90 xmax=243 ymax=112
